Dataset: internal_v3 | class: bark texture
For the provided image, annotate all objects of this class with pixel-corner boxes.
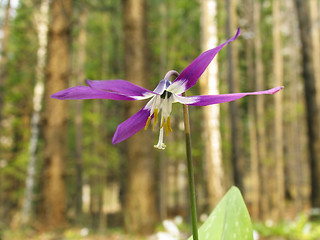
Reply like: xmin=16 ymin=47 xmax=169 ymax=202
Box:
xmin=310 ymin=0 xmax=320 ymax=105
xmin=245 ymin=0 xmax=260 ymax=220
xmin=272 ymin=0 xmax=285 ymax=220
xmin=294 ymin=0 xmax=320 ymax=207
xmin=254 ymin=1 xmax=270 ymax=220
xmin=41 ymin=0 xmax=72 ymax=229
xmin=284 ymin=0 xmax=309 ymax=214
xmin=21 ymin=0 xmax=49 ymax=225
xmin=74 ymin=6 xmax=87 ymax=220
xmin=123 ymin=0 xmax=158 ymax=234
xmin=226 ymin=0 xmax=244 ymax=192
xmin=201 ymin=0 xmax=225 ymax=208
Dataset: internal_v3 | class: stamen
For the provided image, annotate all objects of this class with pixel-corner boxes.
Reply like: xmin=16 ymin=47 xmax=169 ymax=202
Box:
xmin=167 ymin=116 xmax=172 ymax=132
xmin=164 ymin=122 xmax=169 ymax=136
xmin=153 ymin=109 xmax=159 ymax=131
xmin=160 ymin=117 xmax=165 ymax=128
xmin=144 ymin=116 xmax=151 ymax=130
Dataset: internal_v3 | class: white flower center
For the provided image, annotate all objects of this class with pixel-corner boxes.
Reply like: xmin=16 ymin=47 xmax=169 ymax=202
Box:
xmin=145 ymin=91 xmax=174 ymax=150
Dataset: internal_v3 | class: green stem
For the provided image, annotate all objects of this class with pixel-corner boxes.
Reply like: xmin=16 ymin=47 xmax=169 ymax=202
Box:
xmin=182 ymin=92 xmax=199 ymax=240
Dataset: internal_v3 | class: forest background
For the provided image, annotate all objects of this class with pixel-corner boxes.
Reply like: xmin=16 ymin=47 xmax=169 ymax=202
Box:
xmin=0 ymin=0 xmax=320 ymax=239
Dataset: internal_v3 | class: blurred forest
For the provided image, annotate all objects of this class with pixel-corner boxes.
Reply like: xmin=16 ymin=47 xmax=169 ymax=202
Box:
xmin=0 ymin=0 xmax=320 ymax=239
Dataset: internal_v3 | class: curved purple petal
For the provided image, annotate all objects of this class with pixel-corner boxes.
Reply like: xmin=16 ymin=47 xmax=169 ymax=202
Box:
xmin=51 ymin=86 xmax=136 ymax=101
xmin=112 ymin=107 xmax=152 ymax=144
xmin=167 ymin=28 xmax=241 ymax=94
xmin=86 ymin=79 xmax=156 ymax=98
xmin=174 ymin=86 xmax=283 ymax=106
xmin=153 ymin=79 xmax=168 ymax=94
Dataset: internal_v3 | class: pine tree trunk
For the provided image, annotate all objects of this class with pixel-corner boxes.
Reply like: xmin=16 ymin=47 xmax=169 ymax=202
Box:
xmin=21 ymin=0 xmax=49 ymax=225
xmin=226 ymin=0 xmax=244 ymax=192
xmin=244 ymin=0 xmax=260 ymax=220
xmin=123 ymin=0 xmax=158 ymax=234
xmin=294 ymin=0 xmax=320 ymax=207
xmin=74 ymin=6 xmax=87 ymax=221
xmin=272 ymin=0 xmax=285 ymax=220
xmin=254 ymin=0 xmax=270 ymax=220
xmin=310 ymin=0 xmax=320 ymax=105
xmin=41 ymin=0 xmax=72 ymax=228
xmin=201 ymin=0 xmax=225 ymax=208
xmin=284 ymin=0 xmax=309 ymax=214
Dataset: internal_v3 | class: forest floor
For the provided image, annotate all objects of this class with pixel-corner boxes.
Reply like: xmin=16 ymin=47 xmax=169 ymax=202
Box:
xmin=2 ymin=217 xmax=320 ymax=240
xmin=2 ymin=228 xmax=145 ymax=240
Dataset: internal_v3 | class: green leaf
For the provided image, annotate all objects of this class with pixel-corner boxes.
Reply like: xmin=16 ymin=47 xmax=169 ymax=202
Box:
xmin=189 ymin=186 xmax=253 ymax=240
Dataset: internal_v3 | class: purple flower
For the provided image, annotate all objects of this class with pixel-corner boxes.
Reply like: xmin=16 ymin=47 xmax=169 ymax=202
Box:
xmin=52 ymin=28 xmax=283 ymax=149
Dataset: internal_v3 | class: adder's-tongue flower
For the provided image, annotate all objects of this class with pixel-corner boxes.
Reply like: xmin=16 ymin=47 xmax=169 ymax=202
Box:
xmin=51 ymin=28 xmax=283 ymax=150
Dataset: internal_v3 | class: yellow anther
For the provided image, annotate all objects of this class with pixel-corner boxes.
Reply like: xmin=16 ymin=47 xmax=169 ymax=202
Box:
xmin=145 ymin=116 xmax=151 ymax=130
xmin=167 ymin=116 xmax=172 ymax=132
xmin=160 ymin=117 xmax=165 ymax=128
xmin=152 ymin=109 xmax=159 ymax=131
xmin=164 ymin=121 xmax=169 ymax=136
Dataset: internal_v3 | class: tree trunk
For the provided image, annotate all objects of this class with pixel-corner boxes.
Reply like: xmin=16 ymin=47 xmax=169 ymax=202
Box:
xmin=294 ymin=0 xmax=320 ymax=207
xmin=283 ymin=0 xmax=309 ymax=214
xmin=21 ymin=0 xmax=49 ymax=225
xmin=0 ymin=0 xmax=11 ymax=135
xmin=272 ymin=0 xmax=285 ymax=220
xmin=123 ymin=0 xmax=158 ymax=234
xmin=243 ymin=0 xmax=260 ymax=220
xmin=254 ymin=0 xmax=270 ymax=220
xmin=73 ymin=6 xmax=87 ymax=221
xmin=310 ymin=0 xmax=320 ymax=105
xmin=41 ymin=0 xmax=72 ymax=229
xmin=226 ymin=0 xmax=244 ymax=192
xmin=200 ymin=0 xmax=225 ymax=208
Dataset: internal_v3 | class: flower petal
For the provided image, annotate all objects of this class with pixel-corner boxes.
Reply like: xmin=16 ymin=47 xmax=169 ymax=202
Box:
xmin=152 ymin=79 xmax=170 ymax=94
xmin=51 ymin=86 xmax=136 ymax=101
xmin=173 ymin=86 xmax=283 ymax=106
xmin=112 ymin=107 xmax=152 ymax=144
xmin=167 ymin=28 xmax=241 ymax=94
xmin=86 ymin=79 xmax=156 ymax=99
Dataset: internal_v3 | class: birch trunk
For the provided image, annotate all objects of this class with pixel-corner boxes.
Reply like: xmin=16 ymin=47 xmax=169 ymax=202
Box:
xmin=200 ymin=0 xmax=224 ymax=208
xmin=272 ymin=0 xmax=285 ymax=220
xmin=21 ymin=0 xmax=49 ymax=225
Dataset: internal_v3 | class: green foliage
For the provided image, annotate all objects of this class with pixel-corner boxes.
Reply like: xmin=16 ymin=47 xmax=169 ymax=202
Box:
xmin=255 ymin=214 xmax=320 ymax=240
xmin=189 ymin=187 xmax=253 ymax=240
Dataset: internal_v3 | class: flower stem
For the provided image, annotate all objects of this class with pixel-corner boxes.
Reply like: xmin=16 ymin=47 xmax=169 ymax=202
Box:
xmin=182 ymin=92 xmax=199 ymax=240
